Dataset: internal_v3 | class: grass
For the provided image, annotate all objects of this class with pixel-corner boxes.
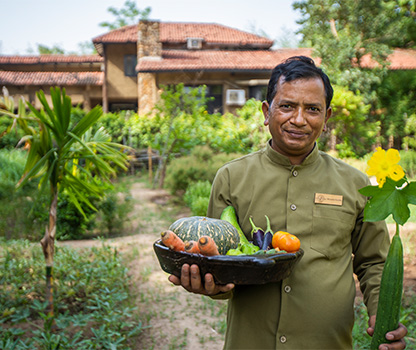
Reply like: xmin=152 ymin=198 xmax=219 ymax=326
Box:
xmin=0 ymin=238 xmax=144 ymax=350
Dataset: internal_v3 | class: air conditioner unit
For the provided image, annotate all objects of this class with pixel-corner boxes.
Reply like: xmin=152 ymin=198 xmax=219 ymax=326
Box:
xmin=226 ymin=89 xmax=246 ymax=105
xmin=187 ymin=38 xmax=203 ymax=49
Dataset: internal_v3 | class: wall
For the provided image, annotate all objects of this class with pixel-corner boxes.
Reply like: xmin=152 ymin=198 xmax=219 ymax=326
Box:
xmin=105 ymin=43 xmax=138 ymax=102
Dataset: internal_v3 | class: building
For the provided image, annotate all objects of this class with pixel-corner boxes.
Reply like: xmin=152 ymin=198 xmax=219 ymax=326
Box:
xmin=0 ymin=55 xmax=103 ymax=110
xmin=1 ymin=20 xmax=416 ymax=114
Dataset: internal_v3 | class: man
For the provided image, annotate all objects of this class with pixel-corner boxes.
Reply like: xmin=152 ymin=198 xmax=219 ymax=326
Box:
xmin=169 ymin=56 xmax=407 ymax=349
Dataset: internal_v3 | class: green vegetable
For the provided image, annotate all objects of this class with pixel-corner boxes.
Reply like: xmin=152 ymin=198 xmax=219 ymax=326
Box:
xmin=370 ymin=230 xmax=404 ymax=350
xmin=169 ymin=216 xmax=240 ymax=255
xmin=240 ymin=243 xmax=260 ymax=255
xmin=220 ymin=206 xmax=250 ymax=245
xmin=226 ymin=248 xmax=244 ymax=256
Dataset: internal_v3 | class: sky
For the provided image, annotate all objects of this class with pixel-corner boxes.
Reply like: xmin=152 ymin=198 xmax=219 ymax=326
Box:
xmin=0 ymin=0 xmax=302 ymax=55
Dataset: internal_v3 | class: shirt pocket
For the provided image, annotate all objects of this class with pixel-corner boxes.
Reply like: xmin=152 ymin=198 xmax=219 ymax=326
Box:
xmin=311 ymin=206 xmax=355 ymax=259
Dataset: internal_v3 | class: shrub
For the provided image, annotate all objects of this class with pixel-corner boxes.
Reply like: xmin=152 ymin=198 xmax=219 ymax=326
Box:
xmin=164 ymin=145 xmax=243 ymax=194
xmin=96 ymin=187 xmax=133 ymax=236
xmin=183 ymin=180 xmax=212 ymax=216
xmin=399 ymin=150 xmax=416 ymax=179
xmin=0 ymin=149 xmax=44 ymax=239
xmin=56 ymin=192 xmax=97 ymax=240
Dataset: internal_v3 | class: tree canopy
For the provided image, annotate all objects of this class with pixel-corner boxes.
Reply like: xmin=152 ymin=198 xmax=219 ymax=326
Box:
xmin=293 ymin=0 xmax=415 ymax=102
xmin=99 ymin=0 xmax=151 ymax=30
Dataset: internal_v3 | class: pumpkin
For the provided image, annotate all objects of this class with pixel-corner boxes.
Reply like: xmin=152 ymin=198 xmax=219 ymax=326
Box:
xmin=168 ymin=216 xmax=240 ymax=254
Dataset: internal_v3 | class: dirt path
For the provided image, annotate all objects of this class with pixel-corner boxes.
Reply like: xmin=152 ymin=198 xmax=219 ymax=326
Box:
xmin=61 ymin=182 xmax=227 ymax=350
xmin=60 ymin=181 xmax=416 ymax=349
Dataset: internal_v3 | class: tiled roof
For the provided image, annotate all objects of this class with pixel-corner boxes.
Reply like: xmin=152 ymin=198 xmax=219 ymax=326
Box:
xmin=359 ymin=48 xmax=416 ymax=70
xmin=138 ymin=48 xmax=416 ymax=72
xmin=0 ymin=55 xmax=103 ymax=64
xmin=137 ymin=48 xmax=316 ymax=72
xmin=0 ymin=71 xmax=103 ymax=86
xmin=92 ymin=22 xmax=273 ymax=47
xmin=160 ymin=22 xmax=273 ymax=47
xmin=93 ymin=25 xmax=138 ymax=44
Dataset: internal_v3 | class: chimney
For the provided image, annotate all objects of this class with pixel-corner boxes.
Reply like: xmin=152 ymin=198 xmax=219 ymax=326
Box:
xmin=138 ymin=20 xmax=162 ymax=59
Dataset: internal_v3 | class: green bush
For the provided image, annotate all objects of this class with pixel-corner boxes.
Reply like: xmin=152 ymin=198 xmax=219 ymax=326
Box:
xmin=56 ymin=192 xmax=97 ymax=240
xmin=0 ymin=238 xmax=143 ymax=349
xmin=0 ymin=149 xmax=44 ymax=240
xmin=97 ymin=187 xmax=133 ymax=236
xmin=184 ymin=180 xmax=212 ymax=216
xmin=399 ymin=150 xmax=416 ymax=179
xmin=164 ymin=145 xmax=243 ymax=194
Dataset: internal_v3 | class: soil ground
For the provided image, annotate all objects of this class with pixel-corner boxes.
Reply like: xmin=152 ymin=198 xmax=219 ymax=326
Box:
xmin=61 ymin=181 xmax=416 ymax=350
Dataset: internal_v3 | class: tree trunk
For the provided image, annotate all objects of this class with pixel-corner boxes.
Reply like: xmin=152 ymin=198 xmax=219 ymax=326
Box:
xmin=40 ymin=188 xmax=58 ymax=319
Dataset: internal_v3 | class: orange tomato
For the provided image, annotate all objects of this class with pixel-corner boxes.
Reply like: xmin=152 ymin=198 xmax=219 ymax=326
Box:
xmin=272 ymin=231 xmax=290 ymax=249
xmin=273 ymin=232 xmax=300 ymax=252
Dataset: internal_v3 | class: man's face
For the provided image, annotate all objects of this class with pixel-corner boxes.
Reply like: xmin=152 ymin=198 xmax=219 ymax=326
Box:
xmin=262 ymin=76 xmax=332 ymax=164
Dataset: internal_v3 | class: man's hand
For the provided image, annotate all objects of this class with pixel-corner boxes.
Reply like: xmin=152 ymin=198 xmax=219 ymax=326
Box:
xmin=367 ymin=315 xmax=407 ymax=350
xmin=168 ymin=263 xmax=234 ymax=296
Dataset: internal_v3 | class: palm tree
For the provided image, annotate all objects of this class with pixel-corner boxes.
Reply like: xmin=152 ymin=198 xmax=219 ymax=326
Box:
xmin=0 ymin=87 xmax=129 ymax=319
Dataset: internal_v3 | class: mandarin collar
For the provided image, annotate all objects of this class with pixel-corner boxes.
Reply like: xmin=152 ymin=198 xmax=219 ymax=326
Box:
xmin=265 ymin=139 xmax=320 ymax=167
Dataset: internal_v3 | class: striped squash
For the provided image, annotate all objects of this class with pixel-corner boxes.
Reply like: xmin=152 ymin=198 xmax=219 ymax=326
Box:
xmin=168 ymin=216 xmax=240 ymax=255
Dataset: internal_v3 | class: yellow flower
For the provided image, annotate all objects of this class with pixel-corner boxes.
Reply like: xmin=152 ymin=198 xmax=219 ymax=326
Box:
xmin=366 ymin=147 xmax=405 ymax=187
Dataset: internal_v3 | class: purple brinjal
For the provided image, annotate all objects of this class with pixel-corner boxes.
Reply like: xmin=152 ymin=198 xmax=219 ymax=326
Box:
xmin=249 ymin=216 xmax=264 ymax=248
xmin=261 ymin=215 xmax=274 ymax=250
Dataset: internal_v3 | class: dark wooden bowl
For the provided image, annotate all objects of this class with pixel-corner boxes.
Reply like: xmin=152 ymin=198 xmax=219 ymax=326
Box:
xmin=153 ymin=239 xmax=304 ymax=285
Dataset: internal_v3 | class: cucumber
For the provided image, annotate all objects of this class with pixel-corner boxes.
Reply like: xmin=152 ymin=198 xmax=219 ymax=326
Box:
xmin=370 ymin=232 xmax=403 ymax=350
xmin=220 ymin=206 xmax=250 ymax=245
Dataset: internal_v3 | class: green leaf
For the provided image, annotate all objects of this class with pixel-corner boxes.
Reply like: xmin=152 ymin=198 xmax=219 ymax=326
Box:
xmin=359 ymin=177 xmax=412 ymax=225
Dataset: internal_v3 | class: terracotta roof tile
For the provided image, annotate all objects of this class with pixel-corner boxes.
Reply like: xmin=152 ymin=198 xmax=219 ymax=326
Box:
xmin=138 ymin=48 xmax=416 ymax=72
xmin=359 ymin=48 xmax=416 ymax=70
xmin=92 ymin=22 xmax=273 ymax=47
xmin=160 ymin=22 xmax=273 ymax=47
xmin=0 ymin=55 xmax=103 ymax=64
xmin=93 ymin=25 xmax=138 ymax=44
xmin=0 ymin=71 xmax=103 ymax=86
xmin=137 ymin=49 xmax=316 ymax=72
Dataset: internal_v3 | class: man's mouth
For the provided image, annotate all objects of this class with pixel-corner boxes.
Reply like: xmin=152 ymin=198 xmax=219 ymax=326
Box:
xmin=285 ymin=129 xmax=308 ymax=138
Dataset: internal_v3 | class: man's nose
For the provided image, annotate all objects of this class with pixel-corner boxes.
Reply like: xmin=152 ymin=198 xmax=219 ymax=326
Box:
xmin=291 ymin=108 xmax=307 ymax=125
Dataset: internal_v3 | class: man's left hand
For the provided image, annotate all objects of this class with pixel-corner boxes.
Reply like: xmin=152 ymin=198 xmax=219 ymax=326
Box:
xmin=367 ymin=315 xmax=407 ymax=350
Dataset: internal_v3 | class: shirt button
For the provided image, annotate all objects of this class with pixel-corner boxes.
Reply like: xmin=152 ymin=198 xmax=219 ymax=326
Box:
xmin=284 ymin=285 xmax=291 ymax=293
xmin=290 ymin=204 xmax=297 ymax=211
xmin=280 ymin=335 xmax=287 ymax=343
xmin=292 ymin=170 xmax=298 ymax=177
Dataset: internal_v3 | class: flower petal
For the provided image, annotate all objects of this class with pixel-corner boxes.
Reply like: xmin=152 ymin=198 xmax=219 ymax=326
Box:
xmin=389 ymin=164 xmax=405 ymax=181
xmin=385 ymin=148 xmax=401 ymax=165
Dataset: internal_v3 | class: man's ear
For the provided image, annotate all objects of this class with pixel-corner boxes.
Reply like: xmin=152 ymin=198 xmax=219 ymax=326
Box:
xmin=262 ymin=101 xmax=270 ymax=126
xmin=323 ymin=107 xmax=332 ymax=131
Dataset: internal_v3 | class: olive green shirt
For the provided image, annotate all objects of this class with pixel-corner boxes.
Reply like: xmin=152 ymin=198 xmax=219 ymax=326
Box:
xmin=207 ymin=141 xmax=390 ymax=350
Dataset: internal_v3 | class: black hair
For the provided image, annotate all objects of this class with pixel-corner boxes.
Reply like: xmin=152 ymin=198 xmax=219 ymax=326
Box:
xmin=266 ymin=56 xmax=333 ymax=109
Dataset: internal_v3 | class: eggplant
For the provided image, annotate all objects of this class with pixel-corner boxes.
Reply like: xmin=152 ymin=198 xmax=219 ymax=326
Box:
xmin=249 ymin=216 xmax=264 ymax=248
xmin=261 ymin=215 xmax=274 ymax=250
xmin=262 ymin=232 xmax=273 ymax=250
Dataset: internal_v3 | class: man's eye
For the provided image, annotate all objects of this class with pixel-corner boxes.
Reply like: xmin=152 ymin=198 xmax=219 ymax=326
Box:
xmin=309 ymin=107 xmax=320 ymax=112
xmin=281 ymin=104 xmax=292 ymax=109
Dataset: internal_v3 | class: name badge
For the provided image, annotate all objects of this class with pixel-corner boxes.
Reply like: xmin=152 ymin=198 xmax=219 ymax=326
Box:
xmin=314 ymin=193 xmax=343 ymax=206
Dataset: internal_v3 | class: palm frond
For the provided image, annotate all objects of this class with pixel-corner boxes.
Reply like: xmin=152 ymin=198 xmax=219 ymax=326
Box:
xmin=70 ymin=105 xmax=103 ymax=139
xmin=17 ymin=147 xmax=56 ymax=188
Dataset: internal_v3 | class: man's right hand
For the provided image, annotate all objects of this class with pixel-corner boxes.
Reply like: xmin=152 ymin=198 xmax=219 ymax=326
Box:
xmin=168 ymin=263 xmax=235 ymax=296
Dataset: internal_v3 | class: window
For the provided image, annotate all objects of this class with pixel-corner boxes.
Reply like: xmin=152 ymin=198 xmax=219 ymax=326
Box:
xmin=249 ymin=86 xmax=267 ymax=101
xmin=124 ymin=55 xmax=137 ymax=77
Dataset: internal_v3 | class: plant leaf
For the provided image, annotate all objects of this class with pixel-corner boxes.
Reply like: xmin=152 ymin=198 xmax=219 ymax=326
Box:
xmin=359 ymin=177 xmax=412 ymax=225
